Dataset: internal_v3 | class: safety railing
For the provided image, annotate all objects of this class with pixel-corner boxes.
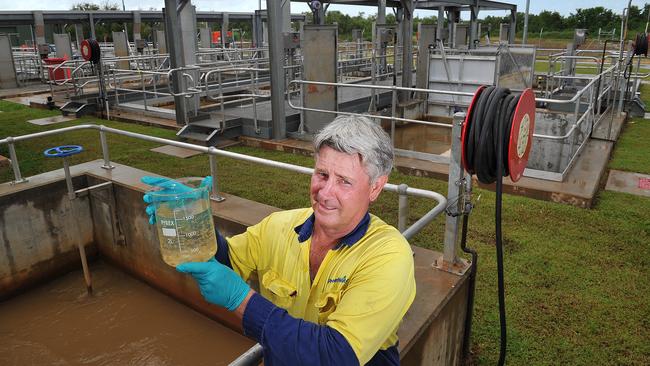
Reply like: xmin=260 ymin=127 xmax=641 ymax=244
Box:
xmin=532 ymin=61 xmax=620 ymax=180
xmin=12 ymin=51 xmax=42 ymax=83
xmin=288 ymin=62 xmax=618 ymax=181
xmin=0 ymin=124 xmax=448 ymax=366
xmin=0 ymin=124 xmax=447 ymax=240
xmin=289 ymin=79 xmax=469 ymax=164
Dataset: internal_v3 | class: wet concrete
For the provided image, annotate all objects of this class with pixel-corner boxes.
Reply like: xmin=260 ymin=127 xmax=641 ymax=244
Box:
xmin=0 ymin=84 xmax=51 ymax=99
xmin=150 ymin=145 xmax=203 ymax=158
xmin=0 ymin=261 xmax=254 ymax=365
xmin=27 ymin=115 xmax=75 ymax=126
xmin=0 ymin=176 xmax=95 ymax=300
xmin=605 ymin=170 xmax=650 ymax=197
xmin=3 ymin=95 xmax=50 ymax=107
xmin=592 ymin=110 xmax=626 ymax=141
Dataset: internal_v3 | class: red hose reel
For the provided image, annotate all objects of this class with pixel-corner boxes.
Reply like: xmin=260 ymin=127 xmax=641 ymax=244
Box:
xmin=461 ymin=86 xmax=536 ymax=183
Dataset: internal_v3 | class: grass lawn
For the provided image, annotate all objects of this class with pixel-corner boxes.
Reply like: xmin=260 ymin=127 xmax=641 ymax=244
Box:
xmin=609 ymin=84 xmax=650 ymax=174
xmin=535 ymin=60 xmax=600 ymax=75
xmin=1 ymin=100 xmax=649 ymax=365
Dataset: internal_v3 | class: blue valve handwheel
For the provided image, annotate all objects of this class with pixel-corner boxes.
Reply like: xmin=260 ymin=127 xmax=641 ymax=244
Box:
xmin=43 ymin=145 xmax=83 ymax=158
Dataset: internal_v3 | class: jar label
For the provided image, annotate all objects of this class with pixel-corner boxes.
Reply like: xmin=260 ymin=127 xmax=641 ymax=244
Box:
xmin=162 ymin=228 xmax=177 ymax=237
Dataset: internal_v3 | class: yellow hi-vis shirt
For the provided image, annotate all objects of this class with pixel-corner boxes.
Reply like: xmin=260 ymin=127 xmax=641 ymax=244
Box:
xmin=227 ymin=208 xmax=416 ymax=365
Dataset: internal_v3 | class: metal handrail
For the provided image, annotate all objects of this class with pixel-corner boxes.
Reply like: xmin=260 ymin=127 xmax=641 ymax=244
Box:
xmin=0 ymin=124 xmax=447 ymax=243
xmin=289 ymin=69 xmax=616 ymax=144
xmin=535 ymin=64 xmax=616 ymax=140
xmin=288 ymin=79 xmax=469 ymax=129
xmin=2 ymin=124 xmax=445 ymax=366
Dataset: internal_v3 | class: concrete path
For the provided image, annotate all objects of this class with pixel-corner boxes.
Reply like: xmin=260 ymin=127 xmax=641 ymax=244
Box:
xmin=605 ymin=170 xmax=650 ymax=197
xmin=150 ymin=145 xmax=203 ymax=158
xmin=27 ymin=116 xmax=75 ymax=126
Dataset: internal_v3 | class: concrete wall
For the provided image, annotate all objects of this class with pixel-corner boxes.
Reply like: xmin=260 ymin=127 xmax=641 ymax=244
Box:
xmin=1 ymin=166 xmax=471 ymax=365
xmin=401 ymin=277 xmax=469 ymax=365
xmin=527 ymin=110 xmax=589 ymax=173
xmin=0 ymin=34 xmax=19 ymax=89
xmin=86 ymin=175 xmax=274 ymax=333
xmin=0 ymin=177 xmax=95 ymax=300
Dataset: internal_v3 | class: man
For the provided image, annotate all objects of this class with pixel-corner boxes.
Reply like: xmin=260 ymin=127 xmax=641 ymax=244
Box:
xmin=170 ymin=116 xmax=415 ymax=365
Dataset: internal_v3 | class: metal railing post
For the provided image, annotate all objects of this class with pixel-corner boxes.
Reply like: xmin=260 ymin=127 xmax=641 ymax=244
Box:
xmin=218 ymin=72 xmax=225 ymax=129
xmin=398 ymin=183 xmax=409 ymax=233
xmin=141 ymin=71 xmax=148 ymax=111
xmin=208 ymin=147 xmax=225 ymax=202
xmin=369 ymin=49 xmax=377 ymax=112
xmin=7 ymin=139 xmax=28 ymax=184
xmin=1 ymin=124 xmax=447 ymax=243
xmin=251 ymin=69 xmax=259 ymax=134
xmin=570 ymin=93 xmax=580 ymax=156
xmin=441 ymin=112 xmax=467 ymax=267
xmin=391 ymin=87 xmax=397 ymax=147
xmin=99 ymin=127 xmax=115 ymax=170
xmin=62 ymin=158 xmax=76 ymax=200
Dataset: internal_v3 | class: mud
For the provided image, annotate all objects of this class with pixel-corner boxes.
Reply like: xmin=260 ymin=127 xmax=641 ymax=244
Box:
xmin=0 ymin=261 xmax=254 ymax=365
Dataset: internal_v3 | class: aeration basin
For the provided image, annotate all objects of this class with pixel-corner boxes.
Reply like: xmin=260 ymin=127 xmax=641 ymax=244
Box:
xmin=0 ymin=161 xmax=469 ymax=365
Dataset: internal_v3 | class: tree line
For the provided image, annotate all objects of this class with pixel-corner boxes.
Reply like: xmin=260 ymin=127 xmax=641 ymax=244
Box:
xmin=71 ymin=2 xmax=650 ymax=42
xmin=319 ymin=5 xmax=650 ymax=41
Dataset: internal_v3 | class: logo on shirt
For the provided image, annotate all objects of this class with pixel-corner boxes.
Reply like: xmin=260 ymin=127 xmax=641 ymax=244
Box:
xmin=327 ymin=275 xmax=348 ymax=284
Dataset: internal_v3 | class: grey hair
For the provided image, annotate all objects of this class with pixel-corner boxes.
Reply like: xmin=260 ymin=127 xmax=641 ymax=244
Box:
xmin=313 ymin=115 xmax=394 ymax=183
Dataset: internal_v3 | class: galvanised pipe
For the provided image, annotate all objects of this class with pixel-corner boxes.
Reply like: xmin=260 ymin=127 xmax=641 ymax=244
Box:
xmin=7 ymin=140 xmax=27 ymax=184
xmin=0 ymin=124 xmax=447 ymax=242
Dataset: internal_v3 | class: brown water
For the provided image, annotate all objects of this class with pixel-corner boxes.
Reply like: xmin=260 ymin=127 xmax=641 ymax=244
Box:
xmin=0 ymin=261 xmax=254 ymax=365
xmin=393 ymin=123 xmax=452 ymax=155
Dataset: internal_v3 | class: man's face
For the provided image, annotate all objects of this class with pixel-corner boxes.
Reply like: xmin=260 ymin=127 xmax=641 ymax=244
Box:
xmin=310 ymin=146 xmax=386 ymax=236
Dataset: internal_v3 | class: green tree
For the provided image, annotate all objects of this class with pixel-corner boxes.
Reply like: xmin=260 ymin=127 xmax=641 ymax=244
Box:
xmin=567 ymin=7 xmax=618 ymax=33
xmin=71 ymin=2 xmax=121 ymax=41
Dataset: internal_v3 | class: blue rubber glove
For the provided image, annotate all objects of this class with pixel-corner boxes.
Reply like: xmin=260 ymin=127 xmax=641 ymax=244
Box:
xmin=176 ymin=258 xmax=251 ymax=311
xmin=141 ymin=176 xmax=213 ymax=224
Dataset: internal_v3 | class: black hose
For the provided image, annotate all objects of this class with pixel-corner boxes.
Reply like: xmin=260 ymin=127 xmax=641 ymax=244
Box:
xmin=464 ymin=86 xmax=522 ymax=366
xmin=634 ymin=33 xmax=648 ymax=56
xmin=495 ymin=143 xmax=507 ymax=366
xmin=460 ymin=211 xmax=478 ymax=359
xmin=626 ymin=34 xmax=647 ymax=80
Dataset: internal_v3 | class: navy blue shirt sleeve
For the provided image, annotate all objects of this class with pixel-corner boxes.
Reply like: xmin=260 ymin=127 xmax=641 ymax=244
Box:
xmin=242 ymin=292 xmax=359 ymax=366
xmin=214 ymin=229 xmax=232 ymax=268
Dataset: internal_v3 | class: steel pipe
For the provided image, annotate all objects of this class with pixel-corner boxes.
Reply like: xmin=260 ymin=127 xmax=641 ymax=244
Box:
xmin=0 ymin=124 xmax=447 ymax=242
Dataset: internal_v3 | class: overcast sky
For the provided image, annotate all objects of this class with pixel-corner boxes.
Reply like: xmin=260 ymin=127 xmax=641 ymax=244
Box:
xmin=0 ymin=1 xmax=644 ymax=19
